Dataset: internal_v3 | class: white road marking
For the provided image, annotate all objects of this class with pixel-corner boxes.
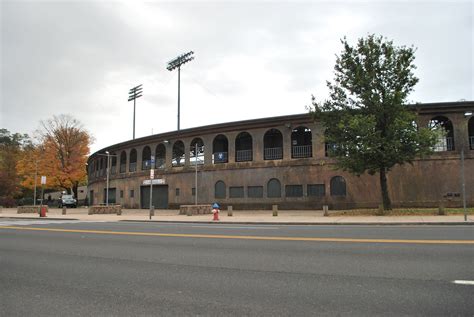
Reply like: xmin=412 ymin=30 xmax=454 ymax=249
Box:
xmin=452 ymin=280 xmax=474 ymax=285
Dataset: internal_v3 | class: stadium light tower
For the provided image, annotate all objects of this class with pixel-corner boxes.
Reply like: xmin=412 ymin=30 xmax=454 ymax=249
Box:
xmin=128 ymin=84 xmax=143 ymax=140
xmin=167 ymin=51 xmax=194 ymax=131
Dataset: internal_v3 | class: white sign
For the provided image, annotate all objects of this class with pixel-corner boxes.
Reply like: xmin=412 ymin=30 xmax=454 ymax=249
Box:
xmin=41 ymin=176 xmax=47 ymax=185
xmin=143 ymin=179 xmax=165 ymax=185
xmin=150 ymin=169 xmax=154 ymax=179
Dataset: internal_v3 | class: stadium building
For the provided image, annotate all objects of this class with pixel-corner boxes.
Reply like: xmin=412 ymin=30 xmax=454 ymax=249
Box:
xmin=87 ymin=101 xmax=474 ymax=210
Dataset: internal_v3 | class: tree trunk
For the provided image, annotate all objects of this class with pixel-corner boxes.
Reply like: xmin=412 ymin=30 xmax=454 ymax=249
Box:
xmin=72 ymin=181 xmax=78 ymax=199
xmin=379 ymin=167 xmax=392 ymax=211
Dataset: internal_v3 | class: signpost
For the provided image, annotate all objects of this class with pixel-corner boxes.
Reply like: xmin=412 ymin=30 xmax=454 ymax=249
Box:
xmin=149 ymin=156 xmax=155 ymax=219
xmin=40 ymin=176 xmax=46 ymax=205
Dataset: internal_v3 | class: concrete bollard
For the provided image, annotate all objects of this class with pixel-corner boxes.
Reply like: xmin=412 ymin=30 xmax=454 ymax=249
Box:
xmin=323 ymin=205 xmax=329 ymax=217
xmin=377 ymin=204 xmax=384 ymax=216
xmin=272 ymin=205 xmax=278 ymax=216
xmin=62 ymin=206 xmax=67 ymax=215
xmin=227 ymin=205 xmax=233 ymax=217
xmin=438 ymin=203 xmax=445 ymax=215
xmin=149 ymin=206 xmax=155 ymax=219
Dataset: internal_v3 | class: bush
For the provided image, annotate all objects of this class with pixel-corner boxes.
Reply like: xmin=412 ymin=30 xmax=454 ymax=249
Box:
xmin=0 ymin=196 xmax=17 ymax=207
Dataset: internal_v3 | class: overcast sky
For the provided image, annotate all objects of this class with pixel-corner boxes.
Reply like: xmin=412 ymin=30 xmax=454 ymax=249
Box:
xmin=1 ymin=0 xmax=473 ymax=154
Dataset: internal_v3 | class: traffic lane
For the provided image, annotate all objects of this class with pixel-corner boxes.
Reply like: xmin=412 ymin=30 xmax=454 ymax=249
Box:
xmin=1 ymin=240 xmax=472 ymax=316
xmin=1 ymin=228 xmax=473 ymax=284
xmin=2 ymin=221 xmax=474 ymax=241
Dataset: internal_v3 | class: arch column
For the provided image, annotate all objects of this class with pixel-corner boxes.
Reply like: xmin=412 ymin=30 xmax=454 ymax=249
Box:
xmin=183 ymin=138 xmax=191 ymax=167
xmin=202 ymin=135 xmax=213 ymax=167
xmin=227 ymin=132 xmax=237 ymax=163
xmin=165 ymin=142 xmax=172 ymax=169
xmin=312 ymin=122 xmax=325 ymax=158
xmin=452 ymin=113 xmax=469 ymax=152
xmin=282 ymin=126 xmax=292 ymax=160
xmin=254 ymin=129 xmax=264 ymax=161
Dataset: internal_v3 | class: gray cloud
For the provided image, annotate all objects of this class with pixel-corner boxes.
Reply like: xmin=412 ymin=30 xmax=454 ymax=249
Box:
xmin=1 ymin=1 xmax=472 ymax=153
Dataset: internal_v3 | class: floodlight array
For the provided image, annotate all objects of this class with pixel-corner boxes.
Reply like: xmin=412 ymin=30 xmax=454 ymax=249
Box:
xmin=167 ymin=51 xmax=194 ymax=71
xmin=128 ymin=84 xmax=143 ymax=102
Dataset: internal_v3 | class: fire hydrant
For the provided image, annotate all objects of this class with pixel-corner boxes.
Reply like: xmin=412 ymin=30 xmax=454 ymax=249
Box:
xmin=212 ymin=203 xmax=220 ymax=221
xmin=39 ymin=205 xmax=47 ymax=217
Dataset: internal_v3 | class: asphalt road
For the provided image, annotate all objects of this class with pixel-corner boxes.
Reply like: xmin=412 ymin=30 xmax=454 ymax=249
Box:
xmin=1 ymin=220 xmax=473 ymax=316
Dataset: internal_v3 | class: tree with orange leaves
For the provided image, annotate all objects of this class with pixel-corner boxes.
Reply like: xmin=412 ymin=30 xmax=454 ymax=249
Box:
xmin=17 ymin=115 xmax=92 ymax=199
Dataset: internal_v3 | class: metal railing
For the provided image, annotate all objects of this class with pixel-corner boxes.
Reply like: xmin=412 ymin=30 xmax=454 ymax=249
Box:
xmin=155 ymin=159 xmax=166 ymax=169
xmin=172 ymin=156 xmax=185 ymax=167
xmin=190 ymin=154 xmax=205 ymax=165
xmin=236 ymin=149 xmax=252 ymax=162
xmin=264 ymin=147 xmax=283 ymax=160
xmin=433 ymin=137 xmax=454 ymax=152
xmin=120 ymin=164 xmax=126 ymax=173
xmin=129 ymin=162 xmax=137 ymax=172
xmin=325 ymin=143 xmax=335 ymax=157
xmin=291 ymin=145 xmax=312 ymax=158
xmin=142 ymin=160 xmax=152 ymax=170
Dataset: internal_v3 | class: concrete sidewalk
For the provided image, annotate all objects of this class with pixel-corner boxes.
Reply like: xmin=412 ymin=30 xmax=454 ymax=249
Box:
xmin=1 ymin=207 xmax=473 ymax=225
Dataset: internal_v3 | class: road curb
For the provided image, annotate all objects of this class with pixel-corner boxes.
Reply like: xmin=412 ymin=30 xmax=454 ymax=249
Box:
xmin=1 ymin=216 xmax=79 ymax=221
xmin=120 ymin=220 xmax=474 ymax=226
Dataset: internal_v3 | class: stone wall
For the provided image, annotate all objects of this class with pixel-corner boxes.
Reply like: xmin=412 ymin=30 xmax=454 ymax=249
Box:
xmin=179 ymin=204 xmax=212 ymax=215
xmin=17 ymin=205 xmax=46 ymax=214
xmin=88 ymin=205 xmax=122 ymax=215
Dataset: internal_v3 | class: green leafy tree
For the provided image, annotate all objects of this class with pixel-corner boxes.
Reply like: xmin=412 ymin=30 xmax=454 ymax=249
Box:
xmin=310 ymin=35 xmax=437 ymax=211
xmin=0 ymin=129 xmax=32 ymax=206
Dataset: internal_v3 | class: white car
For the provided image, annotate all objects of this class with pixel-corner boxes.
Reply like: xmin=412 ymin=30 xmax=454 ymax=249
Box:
xmin=59 ymin=194 xmax=77 ymax=208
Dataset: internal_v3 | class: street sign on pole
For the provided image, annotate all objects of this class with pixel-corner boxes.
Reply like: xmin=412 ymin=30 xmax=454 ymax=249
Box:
xmin=41 ymin=176 xmax=46 ymax=185
xmin=149 ymin=169 xmax=154 ymax=219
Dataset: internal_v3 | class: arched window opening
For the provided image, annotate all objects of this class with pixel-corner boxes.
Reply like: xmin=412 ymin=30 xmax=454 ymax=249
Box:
xmin=264 ymin=129 xmax=283 ymax=160
xmin=119 ymin=151 xmax=127 ymax=173
xmin=330 ymin=176 xmax=346 ymax=196
xmin=291 ymin=126 xmax=312 ymax=158
xmin=267 ymin=178 xmax=281 ymax=198
xmin=213 ymin=134 xmax=228 ymax=164
xmin=235 ymin=132 xmax=253 ymax=162
xmin=172 ymin=141 xmax=185 ymax=167
xmin=215 ymin=180 xmax=226 ymax=199
xmin=468 ymin=117 xmax=474 ymax=150
xmin=190 ymin=138 xmax=205 ymax=165
xmin=155 ymin=144 xmax=166 ymax=169
xmin=141 ymin=146 xmax=152 ymax=170
xmin=100 ymin=157 xmax=105 ymax=177
xmin=129 ymin=149 xmax=137 ymax=172
xmin=94 ymin=158 xmax=99 ymax=177
xmin=110 ymin=153 xmax=117 ymax=175
xmin=89 ymin=161 xmax=95 ymax=178
xmin=429 ymin=116 xmax=454 ymax=151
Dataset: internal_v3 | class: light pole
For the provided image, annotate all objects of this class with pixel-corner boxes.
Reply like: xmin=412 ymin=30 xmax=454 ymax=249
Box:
xmin=33 ymin=160 xmax=39 ymax=206
xmin=105 ymin=151 xmax=110 ymax=206
xmin=462 ymin=111 xmax=473 ymax=221
xmin=166 ymin=51 xmax=194 ymax=131
xmin=128 ymin=84 xmax=143 ymax=140
xmin=195 ymin=143 xmax=198 ymax=205
xmin=98 ymin=152 xmax=117 ymax=206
